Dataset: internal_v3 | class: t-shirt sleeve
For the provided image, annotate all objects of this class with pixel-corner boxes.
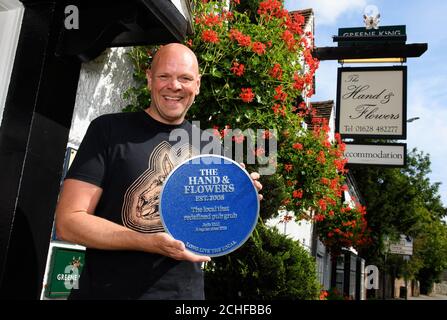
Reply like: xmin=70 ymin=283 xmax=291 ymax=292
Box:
xmin=65 ymin=116 xmax=110 ymax=188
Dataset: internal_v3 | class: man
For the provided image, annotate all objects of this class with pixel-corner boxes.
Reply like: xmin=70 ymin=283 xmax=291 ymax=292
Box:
xmin=55 ymin=43 xmax=262 ymax=299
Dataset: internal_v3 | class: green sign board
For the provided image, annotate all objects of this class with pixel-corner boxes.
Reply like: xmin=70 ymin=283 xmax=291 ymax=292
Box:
xmin=337 ymin=25 xmax=406 ymax=46
xmin=45 ymin=247 xmax=85 ymax=298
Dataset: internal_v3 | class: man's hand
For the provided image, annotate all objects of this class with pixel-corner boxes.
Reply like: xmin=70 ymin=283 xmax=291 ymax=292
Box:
xmin=250 ymin=171 xmax=263 ymax=201
xmin=149 ymin=232 xmax=211 ymax=263
xmin=239 ymin=163 xmax=263 ymax=201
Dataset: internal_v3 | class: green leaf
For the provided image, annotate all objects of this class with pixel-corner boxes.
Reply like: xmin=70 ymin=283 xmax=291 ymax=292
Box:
xmin=211 ymin=67 xmax=223 ymax=78
xmin=202 ymin=53 xmax=214 ymax=62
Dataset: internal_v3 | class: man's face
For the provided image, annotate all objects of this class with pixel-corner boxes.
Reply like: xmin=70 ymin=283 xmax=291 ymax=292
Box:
xmin=147 ymin=47 xmax=200 ymax=125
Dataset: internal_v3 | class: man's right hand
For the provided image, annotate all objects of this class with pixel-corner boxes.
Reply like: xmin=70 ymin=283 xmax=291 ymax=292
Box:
xmin=149 ymin=232 xmax=211 ymax=263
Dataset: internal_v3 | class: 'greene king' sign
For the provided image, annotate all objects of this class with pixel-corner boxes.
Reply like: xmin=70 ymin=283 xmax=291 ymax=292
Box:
xmin=336 ymin=66 xmax=407 ymax=139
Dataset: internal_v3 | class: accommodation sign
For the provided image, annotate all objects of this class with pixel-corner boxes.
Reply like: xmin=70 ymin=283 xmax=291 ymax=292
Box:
xmin=344 ymin=143 xmax=406 ymax=167
xmin=336 ymin=66 xmax=407 ymax=139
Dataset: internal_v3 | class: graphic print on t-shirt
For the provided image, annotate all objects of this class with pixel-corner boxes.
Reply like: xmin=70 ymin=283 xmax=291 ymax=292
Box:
xmin=122 ymin=141 xmax=198 ymax=233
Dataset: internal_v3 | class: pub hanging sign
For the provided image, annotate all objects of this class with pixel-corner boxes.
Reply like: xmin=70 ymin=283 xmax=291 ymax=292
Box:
xmin=336 ymin=66 xmax=407 ymax=139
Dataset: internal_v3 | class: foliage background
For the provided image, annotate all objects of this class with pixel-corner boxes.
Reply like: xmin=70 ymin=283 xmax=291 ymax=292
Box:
xmin=351 ymin=148 xmax=447 ymax=294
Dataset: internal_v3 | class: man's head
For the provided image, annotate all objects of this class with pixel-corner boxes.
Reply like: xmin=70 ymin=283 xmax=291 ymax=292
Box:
xmin=146 ymin=43 xmax=201 ymax=125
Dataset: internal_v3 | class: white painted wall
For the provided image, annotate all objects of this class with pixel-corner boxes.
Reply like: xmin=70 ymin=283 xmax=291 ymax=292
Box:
xmin=266 ymin=210 xmax=313 ymax=252
xmin=170 ymin=0 xmax=190 ymax=21
xmin=68 ymin=47 xmax=137 ymax=149
xmin=0 ymin=0 xmax=24 ymax=126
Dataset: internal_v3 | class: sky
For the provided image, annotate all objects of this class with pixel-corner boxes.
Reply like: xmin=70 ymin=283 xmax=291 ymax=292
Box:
xmin=285 ymin=0 xmax=447 ymax=207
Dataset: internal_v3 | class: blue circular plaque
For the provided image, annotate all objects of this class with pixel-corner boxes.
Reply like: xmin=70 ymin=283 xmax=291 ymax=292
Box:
xmin=159 ymin=154 xmax=259 ymax=257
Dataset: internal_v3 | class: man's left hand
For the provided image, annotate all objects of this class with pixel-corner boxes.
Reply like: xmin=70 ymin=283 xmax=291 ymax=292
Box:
xmin=240 ymin=163 xmax=263 ymax=201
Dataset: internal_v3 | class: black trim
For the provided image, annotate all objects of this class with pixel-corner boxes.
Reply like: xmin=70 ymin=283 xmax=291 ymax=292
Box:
xmin=313 ymin=43 xmax=427 ymax=61
xmin=335 ymin=66 xmax=407 ymax=140
xmin=0 ymin=1 xmax=81 ymax=299
xmin=139 ymin=0 xmax=188 ymax=45
xmin=57 ymin=0 xmax=189 ymax=62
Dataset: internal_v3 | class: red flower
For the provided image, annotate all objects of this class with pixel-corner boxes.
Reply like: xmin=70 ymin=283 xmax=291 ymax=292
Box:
xmin=293 ymin=189 xmax=303 ymax=199
xmin=274 ymin=85 xmax=287 ymax=102
xmin=221 ymin=125 xmax=231 ymax=138
xmin=230 ymin=61 xmax=245 ymax=76
xmin=269 ymin=63 xmax=283 ymax=80
xmin=282 ymin=30 xmax=296 ymax=51
xmin=240 ymin=88 xmax=255 ymax=103
xmin=262 ymin=130 xmax=272 ymax=139
xmin=319 ymin=290 xmax=329 ymax=300
xmin=212 ymin=126 xmax=220 ymax=138
xmin=201 ymin=29 xmax=219 ymax=43
xmin=251 ymin=42 xmax=266 ymax=55
xmin=293 ymin=74 xmax=305 ymax=91
xmin=284 ymin=164 xmax=293 ymax=172
xmin=252 ymin=147 xmax=265 ymax=157
xmin=232 ymin=132 xmax=245 ymax=144
xmin=272 ymin=104 xmax=281 ymax=114
xmin=280 ymin=213 xmax=293 ymax=223
xmin=317 ymin=150 xmax=326 ymax=164
xmin=284 ymin=12 xmax=305 ymax=35
xmin=318 ymin=199 xmax=327 ymax=212
xmin=258 ymin=0 xmax=283 ymax=17
xmin=201 ymin=13 xmax=222 ymax=27
xmin=229 ymin=29 xmax=251 ymax=47
xmin=293 ymin=143 xmax=303 ymax=150
xmin=334 ymin=158 xmax=348 ymax=173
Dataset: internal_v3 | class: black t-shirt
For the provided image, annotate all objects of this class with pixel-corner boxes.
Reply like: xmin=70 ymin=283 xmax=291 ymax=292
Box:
xmin=65 ymin=111 xmax=221 ymax=300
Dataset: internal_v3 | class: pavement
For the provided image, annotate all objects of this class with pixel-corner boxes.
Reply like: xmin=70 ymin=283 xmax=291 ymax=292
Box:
xmin=407 ymin=294 xmax=447 ymax=300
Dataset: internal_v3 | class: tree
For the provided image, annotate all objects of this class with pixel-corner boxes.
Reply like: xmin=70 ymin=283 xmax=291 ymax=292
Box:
xmin=413 ymin=219 xmax=447 ymax=293
xmin=350 ymin=148 xmax=447 ymax=291
xmin=205 ymin=224 xmax=320 ymax=300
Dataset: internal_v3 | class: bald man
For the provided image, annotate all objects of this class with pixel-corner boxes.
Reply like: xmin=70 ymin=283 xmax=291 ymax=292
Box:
xmin=55 ymin=43 xmax=261 ymax=300
xmin=55 ymin=43 xmax=212 ymax=300
xmin=146 ymin=43 xmax=201 ymax=125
